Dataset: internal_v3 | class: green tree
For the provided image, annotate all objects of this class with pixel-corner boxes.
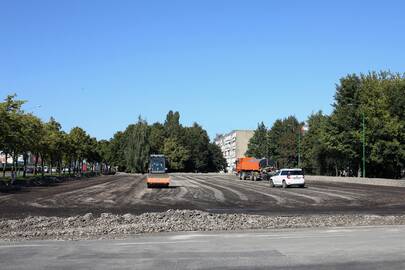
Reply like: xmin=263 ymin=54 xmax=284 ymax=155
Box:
xmin=359 ymin=72 xmax=404 ymax=178
xmin=322 ymin=74 xmax=363 ymax=176
xmin=246 ymin=122 xmax=269 ymax=159
xmin=19 ymin=114 xmax=43 ymax=177
xmin=163 ymin=138 xmax=189 ymax=171
xmin=0 ymin=94 xmax=26 ymax=177
xmin=42 ymin=117 xmax=65 ymax=175
xmin=301 ymin=111 xmax=329 ymax=175
xmin=320 ymin=72 xmax=405 ymax=178
xmin=69 ymin=127 xmax=91 ymax=174
xmin=97 ymin=140 xmax=112 ymax=173
xmin=207 ymin=143 xmax=227 ymax=172
xmin=164 ymin=111 xmax=183 ymax=139
xmin=124 ymin=117 xmax=150 ymax=173
xmin=109 ymin=131 xmax=127 ymax=171
xmin=268 ymin=116 xmax=301 ymax=168
xmin=149 ymin=122 xmax=166 ymax=154
xmin=183 ymin=123 xmax=210 ymax=172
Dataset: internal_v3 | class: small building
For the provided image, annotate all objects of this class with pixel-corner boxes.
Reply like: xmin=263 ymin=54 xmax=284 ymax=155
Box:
xmin=214 ymin=130 xmax=254 ymax=173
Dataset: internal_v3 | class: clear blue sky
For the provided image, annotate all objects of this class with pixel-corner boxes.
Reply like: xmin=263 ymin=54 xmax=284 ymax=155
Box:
xmin=1 ymin=0 xmax=405 ymax=140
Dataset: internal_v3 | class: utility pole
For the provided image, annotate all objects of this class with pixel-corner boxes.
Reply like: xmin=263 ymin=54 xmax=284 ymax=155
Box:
xmin=362 ymin=111 xmax=366 ymax=178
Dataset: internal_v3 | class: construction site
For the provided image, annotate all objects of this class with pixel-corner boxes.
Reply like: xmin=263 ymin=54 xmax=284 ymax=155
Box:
xmin=1 ymin=173 xmax=405 ymax=218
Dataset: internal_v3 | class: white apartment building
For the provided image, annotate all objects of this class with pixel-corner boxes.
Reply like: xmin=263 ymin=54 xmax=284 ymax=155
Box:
xmin=214 ymin=130 xmax=254 ymax=173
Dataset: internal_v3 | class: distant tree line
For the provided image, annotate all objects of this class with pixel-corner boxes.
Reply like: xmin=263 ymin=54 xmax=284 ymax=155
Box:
xmin=0 ymin=96 xmax=226 ymax=176
xmin=105 ymin=111 xmax=227 ymax=173
xmin=246 ymin=72 xmax=405 ymax=179
xmin=0 ymin=94 xmax=103 ymax=178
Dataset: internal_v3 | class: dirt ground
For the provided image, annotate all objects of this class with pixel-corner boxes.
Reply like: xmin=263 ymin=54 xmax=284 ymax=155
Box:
xmin=1 ymin=173 xmax=405 ymax=218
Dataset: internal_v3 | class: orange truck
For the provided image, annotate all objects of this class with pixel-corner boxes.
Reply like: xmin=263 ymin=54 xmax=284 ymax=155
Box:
xmin=146 ymin=154 xmax=170 ymax=188
xmin=236 ymin=157 xmax=271 ymax=181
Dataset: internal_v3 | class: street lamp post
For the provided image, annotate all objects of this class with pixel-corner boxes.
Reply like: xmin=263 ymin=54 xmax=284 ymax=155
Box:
xmin=298 ymin=128 xmax=301 ymax=168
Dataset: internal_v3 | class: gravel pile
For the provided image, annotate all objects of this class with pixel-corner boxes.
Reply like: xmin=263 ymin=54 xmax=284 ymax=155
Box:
xmin=1 ymin=210 xmax=405 ymax=241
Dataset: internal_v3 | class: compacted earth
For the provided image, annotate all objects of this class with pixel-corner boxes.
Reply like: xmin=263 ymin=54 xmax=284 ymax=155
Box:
xmin=1 ymin=173 xmax=405 ymax=240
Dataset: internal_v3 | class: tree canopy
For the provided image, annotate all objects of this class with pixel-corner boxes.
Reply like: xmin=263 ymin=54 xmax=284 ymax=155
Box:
xmin=108 ymin=111 xmax=226 ymax=173
xmin=246 ymin=71 xmax=405 ymax=179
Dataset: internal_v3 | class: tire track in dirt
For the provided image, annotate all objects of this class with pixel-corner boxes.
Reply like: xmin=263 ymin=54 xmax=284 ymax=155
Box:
xmin=171 ymin=176 xmax=216 ymax=204
xmin=3 ymin=173 xmax=405 ymax=218
xmin=233 ymin=180 xmax=322 ymax=204
xmin=214 ymin=175 xmax=353 ymax=204
xmin=182 ymin=176 xmax=226 ymax=203
xmin=209 ymin=175 xmax=313 ymax=205
xmin=296 ymin=188 xmax=356 ymax=201
xmin=46 ymin=175 xmax=133 ymax=207
xmin=191 ymin=176 xmax=249 ymax=201
xmin=164 ymin=176 xmax=191 ymax=201
xmin=307 ymin=186 xmax=365 ymax=198
xmin=0 ymin=195 xmax=12 ymax=203
xmin=113 ymin=175 xmax=147 ymax=205
xmin=32 ymin=175 xmax=129 ymax=207
xmin=199 ymin=176 xmax=287 ymax=204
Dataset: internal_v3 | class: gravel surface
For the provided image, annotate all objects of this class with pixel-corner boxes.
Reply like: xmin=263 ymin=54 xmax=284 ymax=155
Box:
xmin=2 ymin=210 xmax=405 ymax=241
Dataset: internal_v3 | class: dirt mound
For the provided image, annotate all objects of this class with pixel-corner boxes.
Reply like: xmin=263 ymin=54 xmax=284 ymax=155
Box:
xmin=2 ymin=210 xmax=405 ymax=241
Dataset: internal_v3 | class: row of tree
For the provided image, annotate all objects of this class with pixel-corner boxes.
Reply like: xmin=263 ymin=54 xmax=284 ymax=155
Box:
xmin=0 ymin=95 xmax=104 ymax=178
xmin=1 ymin=96 xmax=227 ymax=177
xmin=101 ymin=111 xmax=227 ymax=173
xmin=246 ymin=72 xmax=405 ymax=179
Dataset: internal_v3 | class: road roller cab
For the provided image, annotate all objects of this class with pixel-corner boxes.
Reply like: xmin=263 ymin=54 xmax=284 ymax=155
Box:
xmin=147 ymin=155 xmax=170 ymax=188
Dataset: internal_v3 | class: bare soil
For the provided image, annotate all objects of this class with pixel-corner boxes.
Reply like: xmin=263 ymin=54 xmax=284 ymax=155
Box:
xmin=1 ymin=173 xmax=405 ymax=219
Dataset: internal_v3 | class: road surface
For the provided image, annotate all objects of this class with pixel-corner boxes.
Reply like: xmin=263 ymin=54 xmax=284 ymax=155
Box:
xmin=1 ymin=173 xmax=405 ymax=218
xmin=1 ymin=225 xmax=404 ymax=269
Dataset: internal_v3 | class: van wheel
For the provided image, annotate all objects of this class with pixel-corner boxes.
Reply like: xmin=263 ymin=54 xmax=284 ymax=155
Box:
xmin=282 ymin=180 xmax=287 ymax=189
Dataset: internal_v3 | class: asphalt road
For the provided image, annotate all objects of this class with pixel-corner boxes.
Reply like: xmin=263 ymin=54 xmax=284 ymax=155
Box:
xmin=1 ymin=225 xmax=404 ymax=269
xmin=1 ymin=173 xmax=405 ymax=218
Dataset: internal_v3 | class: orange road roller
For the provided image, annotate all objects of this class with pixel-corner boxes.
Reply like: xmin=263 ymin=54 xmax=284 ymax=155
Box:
xmin=147 ymin=154 xmax=170 ymax=188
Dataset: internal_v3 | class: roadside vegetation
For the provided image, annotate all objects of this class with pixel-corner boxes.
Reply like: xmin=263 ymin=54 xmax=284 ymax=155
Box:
xmin=0 ymin=94 xmax=105 ymax=180
xmin=247 ymin=71 xmax=405 ymax=179
xmin=0 ymin=95 xmax=226 ymax=178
